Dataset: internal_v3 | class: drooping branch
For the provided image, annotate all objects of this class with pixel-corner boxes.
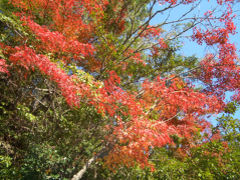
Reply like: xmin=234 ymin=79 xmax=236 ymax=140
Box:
xmin=71 ymin=144 xmax=113 ymax=180
xmin=71 ymin=156 xmax=96 ymax=180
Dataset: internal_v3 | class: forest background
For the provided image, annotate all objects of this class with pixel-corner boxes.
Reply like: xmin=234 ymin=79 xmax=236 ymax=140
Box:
xmin=0 ymin=0 xmax=240 ymax=179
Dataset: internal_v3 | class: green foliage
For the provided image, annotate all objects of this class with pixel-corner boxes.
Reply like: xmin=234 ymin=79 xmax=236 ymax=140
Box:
xmin=0 ymin=155 xmax=13 ymax=179
xmin=217 ymin=114 xmax=240 ymax=144
xmin=224 ymin=102 xmax=238 ymax=114
xmin=0 ymin=68 xmax=105 ymax=179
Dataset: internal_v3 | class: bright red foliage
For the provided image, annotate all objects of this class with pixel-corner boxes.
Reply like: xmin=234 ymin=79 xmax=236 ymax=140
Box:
xmin=192 ymin=3 xmax=240 ymax=102
xmin=0 ymin=59 xmax=9 ymax=74
xmin=22 ymin=17 xmax=94 ymax=57
xmin=9 ymin=46 xmax=86 ymax=107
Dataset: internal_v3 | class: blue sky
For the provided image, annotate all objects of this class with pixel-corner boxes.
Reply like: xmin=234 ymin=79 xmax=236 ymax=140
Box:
xmin=151 ymin=1 xmax=240 ymax=125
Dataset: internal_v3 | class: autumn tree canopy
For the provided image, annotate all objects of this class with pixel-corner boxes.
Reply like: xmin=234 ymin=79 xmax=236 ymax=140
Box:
xmin=0 ymin=0 xmax=240 ymax=179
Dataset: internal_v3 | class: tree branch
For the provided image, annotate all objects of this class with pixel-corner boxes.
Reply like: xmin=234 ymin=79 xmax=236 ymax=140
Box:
xmin=71 ymin=156 xmax=96 ymax=180
xmin=71 ymin=144 xmax=113 ymax=180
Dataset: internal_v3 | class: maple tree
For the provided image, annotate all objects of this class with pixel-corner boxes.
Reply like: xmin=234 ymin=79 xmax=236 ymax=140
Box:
xmin=0 ymin=0 xmax=240 ymax=179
